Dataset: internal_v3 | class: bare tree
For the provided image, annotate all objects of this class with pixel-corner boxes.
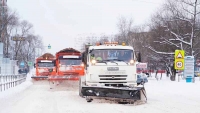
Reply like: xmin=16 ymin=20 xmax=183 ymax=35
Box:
xmin=146 ymin=0 xmax=200 ymax=81
xmin=148 ymin=0 xmax=200 ymax=55
xmin=80 ymin=35 xmax=113 ymax=51
xmin=0 ymin=8 xmax=19 ymax=57
xmin=12 ymin=20 xmax=33 ymax=60
xmin=116 ymin=16 xmax=134 ymax=45
xmin=0 ymin=6 xmax=45 ymax=69
xmin=20 ymin=34 xmax=43 ymax=66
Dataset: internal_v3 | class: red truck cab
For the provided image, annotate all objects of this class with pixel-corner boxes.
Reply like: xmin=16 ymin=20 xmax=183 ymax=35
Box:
xmin=51 ymin=48 xmax=84 ymax=80
xmin=32 ymin=53 xmax=56 ymax=80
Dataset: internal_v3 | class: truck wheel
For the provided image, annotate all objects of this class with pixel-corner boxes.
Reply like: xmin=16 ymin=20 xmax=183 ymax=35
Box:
xmin=86 ymin=96 xmax=93 ymax=102
xmin=79 ymin=77 xmax=83 ymax=97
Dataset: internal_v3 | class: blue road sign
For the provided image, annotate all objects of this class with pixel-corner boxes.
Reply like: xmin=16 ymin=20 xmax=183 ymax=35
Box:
xmin=48 ymin=44 xmax=51 ymax=49
xmin=20 ymin=62 xmax=24 ymax=66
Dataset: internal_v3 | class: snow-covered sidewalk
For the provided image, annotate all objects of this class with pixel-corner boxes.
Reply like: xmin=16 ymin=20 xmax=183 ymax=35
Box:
xmin=0 ymin=70 xmax=33 ymax=99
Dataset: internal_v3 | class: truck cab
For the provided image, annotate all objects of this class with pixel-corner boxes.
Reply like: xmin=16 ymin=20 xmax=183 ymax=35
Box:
xmin=54 ymin=48 xmax=85 ymax=80
xmin=80 ymin=42 xmax=146 ymax=103
xmin=84 ymin=42 xmax=138 ymax=87
xmin=32 ymin=53 xmax=56 ymax=79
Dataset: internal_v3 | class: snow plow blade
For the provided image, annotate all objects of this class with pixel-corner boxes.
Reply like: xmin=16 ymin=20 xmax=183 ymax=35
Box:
xmin=81 ymin=86 xmax=147 ymax=102
xmin=48 ymin=75 xmax=82 ymax=89
xmin=31 ymin=76 xmax=48 ymax=78
xmin=48 ymin=75 xmax=82 ymax=80
xmin=31 ymin=76 xmax=49 ymax=80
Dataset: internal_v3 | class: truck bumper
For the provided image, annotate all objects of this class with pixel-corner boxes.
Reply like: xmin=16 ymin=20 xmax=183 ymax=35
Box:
xmin=81 ymin=86 xmax=146 ymax=100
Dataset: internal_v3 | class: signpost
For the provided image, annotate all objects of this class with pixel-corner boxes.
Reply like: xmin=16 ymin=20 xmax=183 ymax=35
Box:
xmin=28 ymin=62 xmax=32 ymax=66
xmin=20 ymin=61 xmax=25 ymax=68
xmin=184 ymin=56 xmax=195 ymax=83
xmin=48 ymin=44 xmax=51 ymax=49
xmin=11 ymin=36 xmax=26 ymax=41
xmin=174 ymin=50 xmax=185 ymax=82
xmin=174 ymin=50 xmax=185 ymax=70
xmin=136 ymin=63 xmax=147 ymax=69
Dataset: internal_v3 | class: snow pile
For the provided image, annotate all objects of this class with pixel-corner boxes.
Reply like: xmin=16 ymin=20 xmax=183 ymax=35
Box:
xmin=0 ymin=69 xmax=34 ymax=99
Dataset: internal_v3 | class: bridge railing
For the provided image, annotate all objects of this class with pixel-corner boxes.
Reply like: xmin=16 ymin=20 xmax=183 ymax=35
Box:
xmin=0 ymin=74 xmax=27 ymax=92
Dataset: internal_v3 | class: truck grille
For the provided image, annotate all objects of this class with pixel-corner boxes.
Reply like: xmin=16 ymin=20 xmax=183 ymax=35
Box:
xmin=99 ymin=75 xmax=127 ymax=80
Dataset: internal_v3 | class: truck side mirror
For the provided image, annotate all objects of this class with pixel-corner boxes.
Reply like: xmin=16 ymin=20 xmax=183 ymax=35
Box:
xmin=137 ymin=52 xmax=141 ymax=62
xmin=89 ymin=49 xmax=94 ymax=53
xmin=34 ymin=63 xmax=36 ymax=68
xmin=81 ymin=53 xmax=84 ymax=62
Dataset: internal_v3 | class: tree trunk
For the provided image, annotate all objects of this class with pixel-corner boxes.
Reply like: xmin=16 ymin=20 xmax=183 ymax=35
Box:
xmin=170 ymin=65 xmax=176 ymax=81
xmin=155 ymin=70 xmax=158 ymax=80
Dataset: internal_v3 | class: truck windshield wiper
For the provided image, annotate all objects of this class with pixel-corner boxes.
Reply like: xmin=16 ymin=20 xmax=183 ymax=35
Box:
xmin=112 ymin=59 xmax=128 ymax=65
xmin=97 ymin=60 xmax=107 ymax=64
xmin=100 ymin=59 xmax=119 ymax=65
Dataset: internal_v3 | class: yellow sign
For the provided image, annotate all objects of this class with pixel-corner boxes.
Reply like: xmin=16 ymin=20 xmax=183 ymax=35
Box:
xmin=174 ymin=50 xmax=185 ymax=70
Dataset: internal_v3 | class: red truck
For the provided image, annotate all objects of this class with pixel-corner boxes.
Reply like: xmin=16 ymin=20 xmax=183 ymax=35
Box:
xmin=48 ymin=48 xmax=85 ymax=81
xmin=31 ymin=53 xmax=56 ymax=80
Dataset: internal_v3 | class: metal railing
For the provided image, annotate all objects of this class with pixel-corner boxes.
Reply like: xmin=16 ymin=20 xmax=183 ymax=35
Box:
xmin=0 ymin=74 xmax=27 ymax=91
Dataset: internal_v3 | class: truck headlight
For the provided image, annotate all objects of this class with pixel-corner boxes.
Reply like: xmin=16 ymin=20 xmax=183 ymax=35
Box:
xmin=91 ymin=60 xmax=96 ymax=65
xmin=130 ymin=60 xmax=135 ymax=65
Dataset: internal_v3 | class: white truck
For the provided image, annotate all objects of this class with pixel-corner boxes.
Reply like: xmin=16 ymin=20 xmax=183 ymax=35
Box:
xmin=80 ymin=42 xmax=147 ymax=103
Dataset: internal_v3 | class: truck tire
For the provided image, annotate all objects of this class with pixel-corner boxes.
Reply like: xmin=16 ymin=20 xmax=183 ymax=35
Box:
xmin=79 ymin=77 xmax=83 ymax=97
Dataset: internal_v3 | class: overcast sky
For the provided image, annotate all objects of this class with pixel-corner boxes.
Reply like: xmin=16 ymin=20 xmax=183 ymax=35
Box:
xmin=8 ymin=0 xmax=164 ymax=54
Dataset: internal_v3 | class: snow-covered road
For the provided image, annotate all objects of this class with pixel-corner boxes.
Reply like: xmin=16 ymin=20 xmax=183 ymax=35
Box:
xmin=1 ymin=74 xmax=200 ymax=113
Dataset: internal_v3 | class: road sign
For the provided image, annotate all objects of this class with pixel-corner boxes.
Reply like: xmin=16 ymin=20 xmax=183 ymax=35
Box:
xmin=12 ymin=36 xmax=26 ymax=41
xmin=136 ymin=63 xmax=147 ymax=68
xmin=174 ymin=50 xmax=185 ymax=70
xmin=48 ymin=44 xmax=51 ymax=49
xmin=19 ymin=61 xmax=25 ymax=68
xmin=176 ymin=61 xmax=183 ymax=68
xmin=184 ymin=56 xmax=195 ymax=78
xmin=28 ymin=62 xmax=32 ymax=66
xmin=175 ymin=50 xmax=184 ymax=59
xmin=20 ymin=61 xmax=24 ymax=66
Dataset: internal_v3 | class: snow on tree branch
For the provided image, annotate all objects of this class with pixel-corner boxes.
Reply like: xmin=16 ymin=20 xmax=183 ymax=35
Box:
xmin=145 ymin=45 xmax=174 ymax=55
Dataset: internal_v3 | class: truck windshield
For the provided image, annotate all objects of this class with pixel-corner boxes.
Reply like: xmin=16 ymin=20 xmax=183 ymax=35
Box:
xmin=37 ymin=62 xmax=54 ymax=67
xmin=90 ymin=49 xmax=133 ymax=62
xmin=59 ymin=59 xmax=82 ymax=65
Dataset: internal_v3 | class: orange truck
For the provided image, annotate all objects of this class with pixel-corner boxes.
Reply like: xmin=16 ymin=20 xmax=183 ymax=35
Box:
xmin=31 ymin=53 xmax=56 ymax=80
xmin=48 ymin=48 xmax=84 ymax=81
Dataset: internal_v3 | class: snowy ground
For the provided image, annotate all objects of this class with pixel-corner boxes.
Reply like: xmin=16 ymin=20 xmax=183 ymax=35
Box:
xmin=0 ymin=71 xmax=200 ymax=113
